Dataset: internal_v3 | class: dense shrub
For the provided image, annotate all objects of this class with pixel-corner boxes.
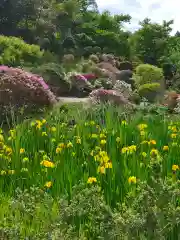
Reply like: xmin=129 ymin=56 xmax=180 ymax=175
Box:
xmin=94 ymin=78 xmax=113 ymax=89
xmin=134 ymin=64 xmax=163 ymax=85
xmin=0 ymin=36 xmax=43 ymax=67
xmin=119 ymin=61 xmax=133 ymax=71
xmin=62 ymin=54 xmax=75 ymax=64
xmin=89 ymin=54 xmax=99 ymax=63
xmin=138 ymin=83 xmax=161 ymax=102
xmin=81 ymin=60 xmax=95 ymax=73
xmin=129 ymin=91 xmax=141 ymax=104
xmin=0 ymin=66 xmax=56 ymax=121
xmin=113 ymin=160 xmax=180 ymax=239
xmin=113 ymin=80 xmax=133 ymax=99
xmin=162 ymin=62 xmax=176 ymax=80
xmin=66 ymin=72 xmax=93 ymax=97
xmin=32 ymin=63 xmax=71 ymax=96
xmin=93 ymin=46 xmax=101 ymax=54
xmin=89 ymin=89 xmax=131 ymax=106
xmin=90 ymin=66 xmax=103 ymax=77
xmin=83 ymin=46 xmax=93 ymax=57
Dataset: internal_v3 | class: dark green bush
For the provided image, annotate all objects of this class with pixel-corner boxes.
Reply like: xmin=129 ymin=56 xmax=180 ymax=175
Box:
xmin=119 ymin=61 xmax=133 ymax=71
xmin=162 ymin=62 xmax=176 ymax=80
xmin=93 ymin=46 xmax=101 ymax=54
xmin=83 ymin=46 xmax=93 ymax=57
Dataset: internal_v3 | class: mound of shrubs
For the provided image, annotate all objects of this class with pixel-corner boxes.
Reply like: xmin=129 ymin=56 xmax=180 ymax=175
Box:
xmin=0 ymin=66 xmax=57 ymax=122
xmin=0 ymin=36 xmax=43 ymax=67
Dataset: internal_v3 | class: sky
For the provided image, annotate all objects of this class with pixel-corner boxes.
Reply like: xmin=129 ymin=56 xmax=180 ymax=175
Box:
xmin=96 ymin=0 xmax=179 ymax=34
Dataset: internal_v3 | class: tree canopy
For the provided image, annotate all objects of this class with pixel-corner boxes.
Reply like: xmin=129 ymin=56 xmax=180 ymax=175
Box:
xmin=0 ymin=0 xmax=180 ymax=67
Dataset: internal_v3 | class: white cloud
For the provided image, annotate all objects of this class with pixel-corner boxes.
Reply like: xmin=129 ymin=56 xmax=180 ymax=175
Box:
xmin=96 ymin=0 xmax=180 ymax=34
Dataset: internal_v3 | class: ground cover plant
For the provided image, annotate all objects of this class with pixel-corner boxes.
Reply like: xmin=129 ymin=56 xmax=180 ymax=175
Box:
xmin=0 ymin=104 xmax=179 ymax=239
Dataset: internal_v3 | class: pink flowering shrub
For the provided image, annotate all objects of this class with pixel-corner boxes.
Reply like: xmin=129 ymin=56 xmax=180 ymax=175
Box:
xmin=81 ymin=73 xmax=97 ymax=81
xmin=89 ymin=88 xmax=131 ymax=106
xmin=0 ymin=66 xmax=57 ymax=120
xmin=66 ymin=72 xmax=93 ymax=91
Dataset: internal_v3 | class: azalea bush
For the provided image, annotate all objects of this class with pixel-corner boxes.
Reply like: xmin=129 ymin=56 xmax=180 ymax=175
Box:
xmin=0 ymin=66 xmax=57 ymax=122
xmin=89 ymin=88 xmax=130 ymax=106
xmin=67 ymin=72 xmax=93 ymax=92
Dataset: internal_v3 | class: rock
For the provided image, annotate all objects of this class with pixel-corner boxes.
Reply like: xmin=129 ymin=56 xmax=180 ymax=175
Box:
xmin=116 ymin=70 xmax=133 ymax=84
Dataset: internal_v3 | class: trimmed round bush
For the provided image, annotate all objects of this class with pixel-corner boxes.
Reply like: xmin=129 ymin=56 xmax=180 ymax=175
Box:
xmin=138 ymin=83 xmax=161 ymax=102
xmin=0 ymin=66 xmax=57 ymax=121
xmin=134 ymin=64 xmax=163 ymax=85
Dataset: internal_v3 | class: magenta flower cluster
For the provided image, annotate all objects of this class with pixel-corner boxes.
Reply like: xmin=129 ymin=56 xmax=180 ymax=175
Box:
xmin=0 ymin=66 xmax=56 ymax=110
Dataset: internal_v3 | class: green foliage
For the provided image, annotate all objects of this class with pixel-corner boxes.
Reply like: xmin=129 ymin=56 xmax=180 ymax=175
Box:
xmin=0 ymin=155 xmax=179 ymax=239
xmin=94 ymin=30 xmax=130 ymax=57
xmin=0 ymin=36 xmax=43 ymax=67
xmin=134 ymin=64 xmax=163 ymax=85
xmin=114 ymin=160 xmax=180 ymax=239
xmin=162 ymin=62 xmax=176 ymax=80
xmin=163 ymin=36 xmax=180 ymax=72
xmin=89 ymin=54 xmax=99 ymax=63
xmin=119 ymin=61 xmax=133 ymax=71
xmin=94 ymin=78 xmax=113 ymax=89
xmin=58 ymin=183 xmax=114 ymax=239
xmin=32 ymin=63 xmax=71 ymax=95
xmin=0 ymin=0 xmax=178 ymax=64
xmin=93 ymin=46 xmax=101 ymax=53
xmin=129 ymin=19 xmax=173 ymax=65
xmin=138 ymin=83 xmax=161 ymax=102
xmin=139 ymin=83 xmax=161 ymax=92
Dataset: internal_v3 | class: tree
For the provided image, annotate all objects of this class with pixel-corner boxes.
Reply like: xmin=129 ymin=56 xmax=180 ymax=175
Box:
xmin=129 ymin=19 xmax=173 ymax=65
xmin=0 ymin=0 xmax=46 ymax=36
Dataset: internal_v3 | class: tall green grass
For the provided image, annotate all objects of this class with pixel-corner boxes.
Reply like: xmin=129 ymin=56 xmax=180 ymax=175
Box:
xmin=0 ymin=104 xmax=179 ymax=206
